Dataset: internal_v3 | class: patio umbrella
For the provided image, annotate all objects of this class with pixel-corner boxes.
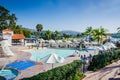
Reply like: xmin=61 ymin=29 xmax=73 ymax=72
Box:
xmin=110 ymin=43 xmax=116 ymax=48
xmin=87 ymin=46 xmax=96 ymax=50
xmin=104 ymin=42 xmax=116 ymax=48
xmin=48 ymin=40 xmax=56 ymax=47
xmin=65 ymin=41 xmax=72 ymax=44
xmin=96 ymin=46 xmax=104 ymax=51
xmin=101 ymin=45 xmax=108 ymax=50
xmin=56 ymin=40 xmax=63 ymax=44
xmin=40 ymin=53 xmax=65 ymax=69
xmin=72 ymin=39 xmax=78 ymax=43
xmin=39 ymin=38 xmax=45 ymax=43
xmin=49 ymin=40 xmax=56 ymax=44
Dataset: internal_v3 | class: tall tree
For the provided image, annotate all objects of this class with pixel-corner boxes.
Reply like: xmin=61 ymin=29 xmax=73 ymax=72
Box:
xmin=0 ymin=6 xmax=17 ymax=32
xmin=92 ymin=28 xmax=101 ymax=44
xmin=45 ymin=30 xmax=52 ymax=40
xmin=36 ymin=24 xmax=43 ymax=38
xmin=76 ymin=33 xmax=81 ymax=38
xmin=62 ymin=33 xmax=71 ymax=39
xmin=13 ymin=25 xmax=23 ymax=34
xmin=8 ymin=14 xmax=17 ymax=29
xmin=23 ymin=29 xmax=31 ymax=38
xmin=92 ymin=27 xmax=109 ymax=44
xmin=84 ymin=26 xmax=93 ymax=42
xmin=54 ymin=30 xmax=60 ymax=40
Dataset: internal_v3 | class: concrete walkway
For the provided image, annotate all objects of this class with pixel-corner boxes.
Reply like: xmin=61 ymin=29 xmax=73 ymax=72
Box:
xmin=83 ymin=60 xmax=120 ymax=80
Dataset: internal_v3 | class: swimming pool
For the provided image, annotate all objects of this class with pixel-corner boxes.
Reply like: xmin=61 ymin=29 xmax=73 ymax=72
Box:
xmin=25 ymin=48 xmax=87 ymax=62
xmin=7 ymin=60 xmax=36 ymax=70
xmin=0 ymin=69 xmax=18 ymax=80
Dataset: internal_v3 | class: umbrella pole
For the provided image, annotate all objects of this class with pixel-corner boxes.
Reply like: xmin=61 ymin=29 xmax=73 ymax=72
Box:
xmin=52 ymin=63 xmax=53 ymax=69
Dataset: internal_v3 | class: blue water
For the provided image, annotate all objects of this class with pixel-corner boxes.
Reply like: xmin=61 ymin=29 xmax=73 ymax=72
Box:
xmin=0 ymin=69 xmax=18 ymax=80
xmin=26 ymin=48 xmax=86 ymax=62
xmin=7 ymin=60 xmax=36 ymax=70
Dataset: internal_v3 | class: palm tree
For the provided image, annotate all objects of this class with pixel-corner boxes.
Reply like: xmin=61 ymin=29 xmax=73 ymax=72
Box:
xmin=45 ymin=30 xmax=52 ymax=40
xmin=79 ymin=39 xmax=84 ymax=50
xmin=100 ymin=27 xmax=109 ymax=39
xmin=84 ymin=27 xmax=93 ymax=42
xmin=54 ymin=30 xmax=60 ymax=40
xmin=92 ymin=28 xmax=101 ymax=44
xmin=92 ymin=27 xmax=109 ymax=45
xmin=36 ymin=24 xmax=43 ymax=38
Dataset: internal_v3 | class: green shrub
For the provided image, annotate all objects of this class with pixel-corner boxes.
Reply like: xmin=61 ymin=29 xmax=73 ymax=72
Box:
xmin=73 ymin=73 xmax=85 ymax=80
xmin=88 ymin=49 xmax=120 ymax=71
xmin=22 ymin=60 xmax=84 ymax=80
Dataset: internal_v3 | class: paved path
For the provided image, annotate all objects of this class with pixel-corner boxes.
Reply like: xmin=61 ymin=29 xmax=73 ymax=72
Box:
xmin=83 ymin=60 xmax=120 ymax=80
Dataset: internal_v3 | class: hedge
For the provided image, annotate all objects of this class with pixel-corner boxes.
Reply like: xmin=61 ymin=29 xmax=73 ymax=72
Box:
xmin=22 ymin=60 xmax=85 ymax=80
xmin=88 ymin=49 xmax=120 ymax=71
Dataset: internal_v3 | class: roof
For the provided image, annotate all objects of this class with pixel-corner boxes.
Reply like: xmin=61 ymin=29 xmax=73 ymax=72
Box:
xmin=3 ymin=29 xmax=12 ymax=32
xmin=2 ymin=29 xmax=13 ymax=35
xmin=4 ymin=32 xmax=12 ymax=35
xmin=12 ymin=34 xmax=25 ymax=40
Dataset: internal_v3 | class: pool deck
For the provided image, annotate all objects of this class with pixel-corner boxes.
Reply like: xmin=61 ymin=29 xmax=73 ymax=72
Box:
xmin=9 ymin=46 xmax=83 ymax=80
xmin=15 ymin=57 xmax=81 ymax=80
xmin=0 ymin=45 xmax=98 ymax=80
xmin=14 ymin=46 xmax=120 ymax=80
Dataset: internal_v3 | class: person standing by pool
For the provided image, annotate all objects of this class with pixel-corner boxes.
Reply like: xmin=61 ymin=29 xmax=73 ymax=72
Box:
xmin=74 ymin=50 xmax=79 ymax=57
xmin=36 ymin=42 xmax=39 ymax=49
xmin=81 ymin=55 xmax=83 ymax=60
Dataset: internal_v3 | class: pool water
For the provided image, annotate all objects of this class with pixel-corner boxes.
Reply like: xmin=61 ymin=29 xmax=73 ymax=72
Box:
xmin=7 ymin=60 xmax=36 ymax=70
xmin=0 ymin=69 xmax=18 ymax=80
xmin=26 ymin=48 xmax=87 ymax=62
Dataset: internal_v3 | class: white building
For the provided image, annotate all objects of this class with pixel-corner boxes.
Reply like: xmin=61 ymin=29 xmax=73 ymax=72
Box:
xmin=2 ymin=29 xmax=25 ymax=45
xmin=2 ymin=29 xmax=13 ymax=45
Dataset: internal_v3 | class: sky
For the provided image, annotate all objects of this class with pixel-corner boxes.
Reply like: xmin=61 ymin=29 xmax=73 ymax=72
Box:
xmin=0 ymin=0 xmax=120 ymax=33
